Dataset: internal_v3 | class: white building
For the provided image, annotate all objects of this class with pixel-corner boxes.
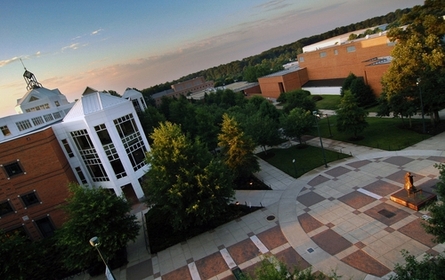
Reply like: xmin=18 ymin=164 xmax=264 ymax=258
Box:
xmin=1 ymin=69 xmax=150 ymax=203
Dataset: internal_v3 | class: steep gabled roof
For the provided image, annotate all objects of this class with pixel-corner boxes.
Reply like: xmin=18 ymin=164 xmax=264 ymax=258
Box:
xmin=15 ymin=87 xmax=62 ymax=106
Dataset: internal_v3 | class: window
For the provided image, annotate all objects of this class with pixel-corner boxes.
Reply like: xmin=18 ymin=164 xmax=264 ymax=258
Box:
xmin=95 ymin=124 xmax=112 ymax=145
xmin=16 ymin=120 xmax=32 ymax=131
xmin=43 ymin=114 xmax=54 ymax=122
xmin=53 ymin=112 xmax=61 ymax=119
xmin=61 ymin=139 xmax=74 ymax=157
xmin=347 ymin=46 xmax=356 ymax=52
xmin=0 ymin=200 xmax=14 ymax=217
xmin=5 ymin=226 xmax=28 ymax=239
xmin=334 ymin=49 xmax=338 ymax=55
xmin=299 ymin=56 xmax=304 ymax=62
xmin=20 ymin=191 xmax=40 ymax=208
xmin=95 ymin=124 xmax=127 ymax=179
xmin=2 ymin=161 xmax=25 ymax=178
xmin=132 ymin=99 xmax=142 ymax=113
xmin=1 ymin=125 xmax=11 ymax=136
xmin=114 ymin=114 xmax=137 ymax=137
xmin=32 ymin=116 xmax=44 ymax=126
xmin=319 ymin=52 xmax=326 ymax=58
xmin=75 ymin=167 xmax=88 ymax=184
xmin=71 ymin=129 xmax=109 ymax=182
xmin=55 ymin=101 xmax=60 ymax=107
xmin=35 ymin=216 xmax=55 ymax=238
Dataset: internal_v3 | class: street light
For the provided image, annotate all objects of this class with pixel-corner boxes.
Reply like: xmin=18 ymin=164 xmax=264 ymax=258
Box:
xmin=292 ymin=159 xmax=298 ymax=177
xmin=325 ymin=114 xmax=333 ymax=137
xmin=313 ymin=111 xmax=328 ymax=168
xmin=89 ymin=237 xmax=116 ymax=280
xmin=416 ymin=78 xmax=426 ymax=134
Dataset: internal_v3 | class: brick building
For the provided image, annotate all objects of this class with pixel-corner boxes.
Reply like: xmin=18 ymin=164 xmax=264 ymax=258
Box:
xmin=151 ymin=76 xmax=214 ymax=106
xmin=258 ymin=67 xmax=308 ymax=99
xmin=298 ymin=33 xmax=393 ymax=95
xmin=257 ymin=29 xmax=394 ymax=99
xmin=0 ymin=127 xmax=77 ymax=240
xmin=1 ymin=70 xmax=151 ymax=240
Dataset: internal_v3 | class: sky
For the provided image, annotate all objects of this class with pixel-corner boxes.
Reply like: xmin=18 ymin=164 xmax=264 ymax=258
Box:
xmin=0 ymin=0 xmax=424 ymax=117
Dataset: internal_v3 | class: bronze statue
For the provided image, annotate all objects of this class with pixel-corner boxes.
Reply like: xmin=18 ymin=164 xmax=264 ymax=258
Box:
xmin=404 ymin=172 xmax=417 ymax=196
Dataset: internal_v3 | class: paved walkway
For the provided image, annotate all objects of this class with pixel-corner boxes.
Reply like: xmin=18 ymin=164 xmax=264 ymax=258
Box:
xmin=79 ymin=130 xmax=445 ymax=280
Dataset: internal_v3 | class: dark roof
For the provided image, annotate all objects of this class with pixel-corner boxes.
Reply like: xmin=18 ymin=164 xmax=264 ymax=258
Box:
xmin=302 ymin=77 xmax=363 ymax=87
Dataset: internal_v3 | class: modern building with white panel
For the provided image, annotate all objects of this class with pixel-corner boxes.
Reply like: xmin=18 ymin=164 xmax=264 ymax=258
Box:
xmin=52 ymin=87 xmax=150 ymax=202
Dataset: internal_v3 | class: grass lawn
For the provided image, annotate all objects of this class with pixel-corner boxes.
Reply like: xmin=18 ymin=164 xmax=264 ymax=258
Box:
xmin=257 ymin=144 xmax=350 ymax=178
xmin=315 ymin=95 xmax=341 ymax=110
xmin=314 ymin=116 xmax=432 ymax=150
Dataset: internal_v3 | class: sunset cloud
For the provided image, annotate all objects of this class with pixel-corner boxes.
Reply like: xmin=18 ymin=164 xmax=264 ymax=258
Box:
xmin=91 ymin=28 xmax=103 ymax=35
xmin=0 ymin=56 xmax=21 ymax=68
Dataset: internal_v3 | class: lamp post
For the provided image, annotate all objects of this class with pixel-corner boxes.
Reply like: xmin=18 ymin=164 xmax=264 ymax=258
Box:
xmin=89 ymin=237 xmax=116 ymax=280
xmin=292 ymin=159 xmax=297 ymax=177
xmin=416 ymin=78 xmax=426 ymax=134
xmin=325 ymin=114 xmax=333 ymax=137
xmin=313 ymin=111 xmax=328 ymax=168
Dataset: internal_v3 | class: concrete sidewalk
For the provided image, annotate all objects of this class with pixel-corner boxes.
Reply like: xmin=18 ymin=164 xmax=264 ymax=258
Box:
xmin=79 ymin=130 xmax=445 ymax=280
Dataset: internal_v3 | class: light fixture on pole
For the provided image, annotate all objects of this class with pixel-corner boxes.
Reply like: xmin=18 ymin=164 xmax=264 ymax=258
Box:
xmin=313 ymin=111 xmax=328 ymax=168
xmin=292 ymin=159 xmax=297 ymax=177
xmin=416 ymin=78 xmax=426 ymax=134
xmin=89 ymin=237 xmax=116 ymax=280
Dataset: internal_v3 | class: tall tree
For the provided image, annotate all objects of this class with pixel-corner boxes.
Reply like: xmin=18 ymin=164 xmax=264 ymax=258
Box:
xmin=280 ymin=108 xmax=315 ymax=144
xmin=382 ymin=0 xmax=445 ymax=125
xmin=336 ymin=91 xmax=369 ymax=140
xmin=278 ymin=89 xmax=316 ymax=114
xmin=218 ymin=114 xmax=260 ymax=181
xmin=56 ymin=183 xmax=140 ymax=271
xmin=423 ymin=163 xmax=445 ymax=243
xmin=143 ymin=122 xmax=234 ymax=231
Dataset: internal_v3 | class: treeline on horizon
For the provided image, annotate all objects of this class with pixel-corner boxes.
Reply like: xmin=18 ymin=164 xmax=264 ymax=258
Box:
xmin=140 ymin=7 xmax=412 ymax=97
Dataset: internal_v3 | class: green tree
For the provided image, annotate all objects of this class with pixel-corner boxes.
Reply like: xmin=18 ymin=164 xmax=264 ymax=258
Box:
xmin=0 ymin=231 xmax=39 ymax=280
xmin=241 ymin=256 xmax=329 ymax=280
xmin=280 ymin=108 xmax=315 ymax=144
xmin=340 ymin=72 xmax=357 ymax=96
xmin=138 ymin=105 xmax=166 ymax=141
xmin=143 ymin=122 xmax=234 ymax=231
xmin=390 ymin=250 xmax=445 ymax=280
xmin=278 ymin=89 xmax=316 ymax=114
xmin=382 ymin=0 xmax=445 ymax=126
xmin=350 ymin=77 xmax=375 ymax=107
xmin=218 ymin=114 xmax=260 ymax=181
xmin=56 ymin=183 xmax=140 ymax=271
xmin=423 ymin=163 xmax=445 ymax=243
xmin=336 ymin=91 xmax=369 ymax=140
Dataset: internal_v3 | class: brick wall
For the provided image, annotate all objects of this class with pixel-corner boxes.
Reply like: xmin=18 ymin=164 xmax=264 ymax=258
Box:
xmin=298 ymin=35 xmax=393 ymax=96
xmin=0 ymin=127 xmax=77 ymax=240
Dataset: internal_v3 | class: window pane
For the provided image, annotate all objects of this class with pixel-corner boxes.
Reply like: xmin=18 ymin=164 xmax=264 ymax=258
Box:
xmin=21 ymin=192 xmax=40 ymax=207
xmin=0 ymin=201 xmax=14 ymax=217
xmin=35 ymin=217 xmax=55 ymax=238
xmin=3 ymin=162 xmax=24 ymax=177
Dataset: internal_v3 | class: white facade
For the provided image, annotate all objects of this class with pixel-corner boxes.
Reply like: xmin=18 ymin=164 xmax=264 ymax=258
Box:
xmin=0 ymin=81 xmax=74 ymax=142
xmin=1 ymin=69 xmax=151 ymax=202
xmin=122 ymin=88 xmax=148 ymax=114
xmin=53 ymin=89 xmax=150 ymax=201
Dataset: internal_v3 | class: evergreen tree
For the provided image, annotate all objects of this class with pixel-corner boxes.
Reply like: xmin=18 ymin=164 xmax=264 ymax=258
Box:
xmin=336 ymin=91 xmax=368 ymax=140
xmin=280 ymin=108 xmax=315 ymax=144
xmin=218 ymin=114 xmax=259 ymax=182
xmin=143 ymin=122 xmax=234 ymax=231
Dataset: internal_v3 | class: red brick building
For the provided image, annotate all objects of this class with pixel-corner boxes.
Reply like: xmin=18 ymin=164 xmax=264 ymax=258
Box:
xmin=0 ymin=127 xmax=77 ymax=240
xmin=298 ymin=34 xmax=393 ymax=95
xmin=257 ymin=31 xmax=394 ymax=99
xmin=258 ymin=68 xmax=309 ymax=99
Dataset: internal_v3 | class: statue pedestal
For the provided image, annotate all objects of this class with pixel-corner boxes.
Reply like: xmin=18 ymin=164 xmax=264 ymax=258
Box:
xmin=390 ymin=189 xmax=436 ymax=211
